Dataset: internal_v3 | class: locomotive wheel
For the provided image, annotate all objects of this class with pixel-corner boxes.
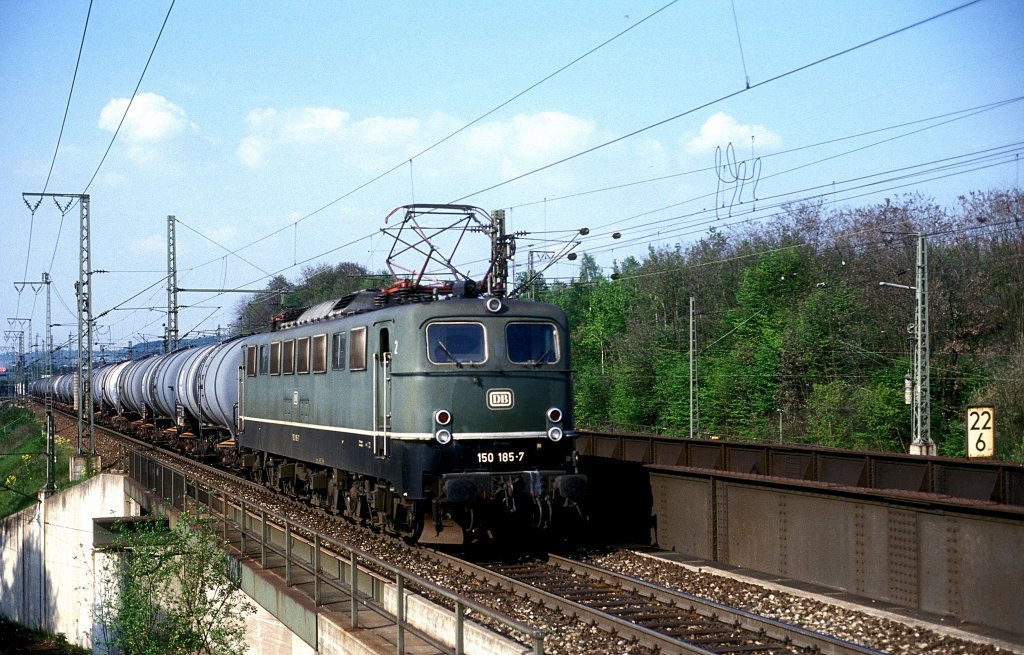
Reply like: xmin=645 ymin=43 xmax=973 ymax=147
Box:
xmin=391 ymin=501 xmax=424 ymax=543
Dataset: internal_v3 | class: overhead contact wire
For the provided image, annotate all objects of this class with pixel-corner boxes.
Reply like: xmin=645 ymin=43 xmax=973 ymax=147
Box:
xmin=451 ymin=0 xmax=984 ymax=202
xmin=79 ymin=0 xmax=176 ymax=196
xmin=188 ymin=0 xmax=683 ymax=269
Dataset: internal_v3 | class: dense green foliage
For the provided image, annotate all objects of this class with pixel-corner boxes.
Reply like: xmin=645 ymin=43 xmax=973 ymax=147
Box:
xmin=96 ymin=510 xmax=255 ymax=655
xmin=0 ymin=404 xmax=77 ymax=517
xmin=543 ymin=190 xmax=1023 ymax=460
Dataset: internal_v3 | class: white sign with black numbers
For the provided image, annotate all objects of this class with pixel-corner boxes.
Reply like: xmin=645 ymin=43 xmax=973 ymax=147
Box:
xmin=966 ymin=406 xmax=995 ymax=458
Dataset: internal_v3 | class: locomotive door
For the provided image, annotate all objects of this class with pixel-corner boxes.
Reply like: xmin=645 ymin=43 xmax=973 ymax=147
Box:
xmin=372 ymin=326 xmax=392 ymax=459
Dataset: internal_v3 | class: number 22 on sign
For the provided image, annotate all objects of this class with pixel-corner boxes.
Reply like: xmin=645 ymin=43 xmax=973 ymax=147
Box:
xmin=966 ymin=406 xmax=995 ymax=458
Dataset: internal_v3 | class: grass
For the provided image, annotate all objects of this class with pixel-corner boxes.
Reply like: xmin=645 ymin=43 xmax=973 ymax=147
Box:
xmin=0 ymin=616 xmax=90 ymax=654
xmin=0 ymin=404 xmax=79 ymax=518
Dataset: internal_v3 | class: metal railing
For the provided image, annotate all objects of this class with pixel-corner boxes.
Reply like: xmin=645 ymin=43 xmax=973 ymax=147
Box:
xmin=128 ymin=448 xmax=544 ymax=655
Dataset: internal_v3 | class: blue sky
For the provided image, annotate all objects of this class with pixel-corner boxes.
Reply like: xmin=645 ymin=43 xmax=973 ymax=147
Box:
xmin=1 ymin=0 xmax=1022 ymax=353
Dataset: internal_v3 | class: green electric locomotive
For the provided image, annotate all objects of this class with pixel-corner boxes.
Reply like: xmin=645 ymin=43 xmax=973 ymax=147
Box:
xmin=235 ymin=285 xmax=586 ymax=541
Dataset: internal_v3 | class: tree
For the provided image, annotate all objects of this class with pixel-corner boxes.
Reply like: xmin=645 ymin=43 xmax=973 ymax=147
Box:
xmin=97 ymin=510 xmax=254 ymax=655
xmin=229 ymin=274 xmax=292 ymax=335
xmin=230 ymin=261 xmax=385 ymax=335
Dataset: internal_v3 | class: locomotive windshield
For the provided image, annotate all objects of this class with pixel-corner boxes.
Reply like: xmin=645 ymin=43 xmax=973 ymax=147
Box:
xmin=426 ymin=322 xmax=486 ymax=365
xmin=506 ymin=322 xmax=559 ymax=364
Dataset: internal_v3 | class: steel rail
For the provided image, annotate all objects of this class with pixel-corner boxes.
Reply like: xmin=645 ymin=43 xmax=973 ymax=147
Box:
xmin=433 ymin=549 xmax=885 ymax=655
xmin=545 ymin=554 xmax=884 ymax=655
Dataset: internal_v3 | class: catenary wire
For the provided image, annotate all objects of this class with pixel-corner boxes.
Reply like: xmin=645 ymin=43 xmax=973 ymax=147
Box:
xmin=450 ymin=1 xmax=983 ymax=203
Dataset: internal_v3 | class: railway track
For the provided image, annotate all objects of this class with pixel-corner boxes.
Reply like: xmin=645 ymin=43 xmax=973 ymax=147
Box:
xmin=39 ymin=403 xmax=1017 ymax=655
xmin=433 ymin=552 xmax=883 ymax=655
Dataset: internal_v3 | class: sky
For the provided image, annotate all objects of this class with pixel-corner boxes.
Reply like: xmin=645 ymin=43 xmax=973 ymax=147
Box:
xmin=1 ymin=0 xmax=1022 ymax=359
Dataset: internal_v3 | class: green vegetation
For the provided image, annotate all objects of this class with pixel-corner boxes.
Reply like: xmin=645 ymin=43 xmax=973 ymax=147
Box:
xmin=95 ymin=510 xmax=255 ymax=655
xmin=0 ymin=616 xmax=89 ymax=654
xmin=542 ymin=190 xmax=1023 ymax=460
xmin=230 ymin=190 xmax=1023 ymax=460
xmin=0 ymin=404 xmax=78 ymax=517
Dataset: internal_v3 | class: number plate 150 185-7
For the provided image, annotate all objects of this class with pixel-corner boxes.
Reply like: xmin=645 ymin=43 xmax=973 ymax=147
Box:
xmin=476 ymin=450 xmax=526 ymax=464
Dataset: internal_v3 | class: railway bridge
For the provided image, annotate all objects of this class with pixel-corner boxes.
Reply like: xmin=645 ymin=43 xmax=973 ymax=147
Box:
xmin=2 ymin=423 xmax=1023 ymax=653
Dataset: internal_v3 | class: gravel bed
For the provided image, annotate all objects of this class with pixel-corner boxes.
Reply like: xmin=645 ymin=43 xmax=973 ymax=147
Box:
xmin=580 ymin=549 xmax=1018 ymax=655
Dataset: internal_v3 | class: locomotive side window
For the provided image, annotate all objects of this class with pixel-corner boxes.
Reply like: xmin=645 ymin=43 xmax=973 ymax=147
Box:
xmin=349 ymin=326 xmax=367 ymax=371
xmin=331 ymin=332 xmax=346 ymax=370
xmin=259 ymin=345 xmax=269 ymax=375
xmin=426 ymin=322 xmax=486 ymax=365
xmin=296 ymin=336 xmax=310 ymax=374
xmin=506 ymin=322 xmax=559 ymax=364
xmin=282 ymin=339 xmax=296 ymax=375
xmin=246 ymin=345 xmax=258 ymax=377
xmin=312 ymin=334 xmax=328 ymax=373
xmin=270 ymin=341 xmax=281 ymax=375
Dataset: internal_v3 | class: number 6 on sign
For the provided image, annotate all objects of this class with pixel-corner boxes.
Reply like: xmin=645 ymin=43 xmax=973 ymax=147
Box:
xmin=966 ymin=406 xmax=995 ymax=458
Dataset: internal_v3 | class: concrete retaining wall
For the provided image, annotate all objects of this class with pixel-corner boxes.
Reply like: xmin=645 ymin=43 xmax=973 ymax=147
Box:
xmin=0 ymin=474 xmax=311 ymax=654
xmin=0 ymin=474 xmax=130 ymax=649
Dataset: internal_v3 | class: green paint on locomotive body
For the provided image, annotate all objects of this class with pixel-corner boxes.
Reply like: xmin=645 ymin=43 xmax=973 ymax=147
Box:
xmin=237 ymin=293 xmax=576 ymax=500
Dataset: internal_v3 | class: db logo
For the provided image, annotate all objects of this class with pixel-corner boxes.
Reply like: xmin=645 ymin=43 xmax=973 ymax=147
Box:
xmin=487 ymin=388 xmax=514 ymax=409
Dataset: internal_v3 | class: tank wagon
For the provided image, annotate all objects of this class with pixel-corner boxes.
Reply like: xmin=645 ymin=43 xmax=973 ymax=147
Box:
xmin=37 ymin=285 xmax=586 ymax=542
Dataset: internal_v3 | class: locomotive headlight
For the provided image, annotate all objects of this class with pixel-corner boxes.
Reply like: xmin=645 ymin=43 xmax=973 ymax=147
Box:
xmin=546 ymin=407 xmax=563 ymax=423
xmin=435 ymin=428 xmax=453 ymax=445
xmin=434 ymin=409 xmax=452 ymax=426
xmin=547 ymin=426 xmax=564 ymax=442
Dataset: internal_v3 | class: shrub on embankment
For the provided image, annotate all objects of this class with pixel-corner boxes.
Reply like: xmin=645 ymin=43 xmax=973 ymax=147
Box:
xmin=0 ymin=404 xmax=76 ymax=518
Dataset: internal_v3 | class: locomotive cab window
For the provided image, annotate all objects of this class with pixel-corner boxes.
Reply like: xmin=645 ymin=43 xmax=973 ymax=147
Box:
xmin=426 ymin=322 xmax=486 ymax=365
xmin=506 ymin=322 xmax=559 ymax=364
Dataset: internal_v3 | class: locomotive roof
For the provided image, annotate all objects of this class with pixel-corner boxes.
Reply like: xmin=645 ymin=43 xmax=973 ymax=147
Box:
xmin=273 ymin=288 xmax=564 ymax=331
xmin=274 ymin=290 xmax=381 ymax=328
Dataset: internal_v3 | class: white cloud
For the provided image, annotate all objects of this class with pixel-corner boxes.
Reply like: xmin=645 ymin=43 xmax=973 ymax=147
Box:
xmin=245 ymin=107 xmax=277 ymax=129
xmin=234 ymin=105 xmax=598 ymax=188
xmin=281 ymin=107 xmax=350 ymax=143
xmin=98 ymin=93 xmax=193 ymax=141
xmin=685 ymin=112 xmax=782 ymax=155
xmin=465 ymin=111 xmax=596 ymax=180
xmin=236 ymin=134 xmax=267 ymax=167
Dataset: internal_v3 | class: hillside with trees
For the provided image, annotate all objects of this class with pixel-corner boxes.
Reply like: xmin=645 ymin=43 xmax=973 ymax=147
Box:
xmin=230 ymin=189 xmax=1022 ymax=461
xmin=544 ymin=190 xmax=1022 ymax=460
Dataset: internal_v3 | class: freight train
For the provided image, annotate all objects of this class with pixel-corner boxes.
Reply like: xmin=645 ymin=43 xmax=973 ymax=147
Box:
xmin=32 ymin=243 xmax=586 ymax=543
